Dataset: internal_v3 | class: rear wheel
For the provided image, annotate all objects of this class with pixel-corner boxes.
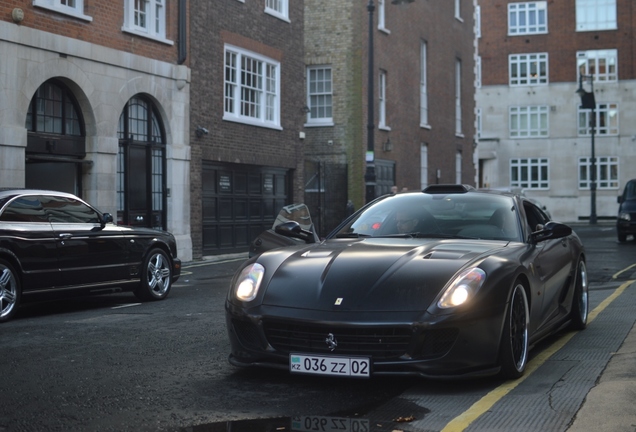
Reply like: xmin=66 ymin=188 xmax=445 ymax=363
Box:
xmin=134 ymin=249 xmax=172 ymax=301
xmin=570 ymin=259 xmax=588 ymax=330
xmin=499 ymin=282 xmax=529 ymax=379
xmin=0 ymin=259 xmax=21 ymax=323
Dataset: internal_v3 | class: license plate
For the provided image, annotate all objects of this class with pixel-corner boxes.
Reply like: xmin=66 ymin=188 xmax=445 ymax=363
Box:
xmin=291 ymin=416 xmax=370 ymax=432
xmin=290 ymin=353 xmax=370 ymax=377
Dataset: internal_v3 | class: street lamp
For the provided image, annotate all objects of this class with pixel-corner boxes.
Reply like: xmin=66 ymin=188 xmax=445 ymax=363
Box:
xmin=576 ymin=74 xmax=597 ymax=225
xmin=365 ymin=0 xmax=414 ymax=204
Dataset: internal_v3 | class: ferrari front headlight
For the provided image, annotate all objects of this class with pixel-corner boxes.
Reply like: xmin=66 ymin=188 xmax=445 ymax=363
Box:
xmin=438 ymin=267 xmax=486 ymax=308
xmin=234 ymin=263 xmax=265 ymax=302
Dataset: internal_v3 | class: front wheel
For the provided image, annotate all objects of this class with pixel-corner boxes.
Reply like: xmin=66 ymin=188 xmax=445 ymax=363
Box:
xmin=570 ymin=259 xmax=588 ymax=330
xmin=0 ymin=259 xmax=21 ymax=323
xmin=134 ymin=249 xmax=172 ymax=301
xmin=499 ymin=282 xmax=529 ymax=379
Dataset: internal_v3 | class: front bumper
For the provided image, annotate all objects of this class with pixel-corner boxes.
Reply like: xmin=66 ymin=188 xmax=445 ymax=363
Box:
xmin=225 ymin=302 xmax=506 ymax=379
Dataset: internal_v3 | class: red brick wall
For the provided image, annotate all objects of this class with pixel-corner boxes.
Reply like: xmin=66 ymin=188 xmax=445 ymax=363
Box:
xmin=1 ymin=1 xmax=182 ymax=63
xmin=479 ymin=0 xmax=636 ymax=85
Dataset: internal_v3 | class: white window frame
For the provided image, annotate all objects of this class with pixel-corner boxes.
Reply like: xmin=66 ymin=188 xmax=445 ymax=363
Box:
xmin=576 ymin=0 xmax=617 ymax=32
xmin=475 ymin=5 xmax=481 ymax=38
xmin=578 ymin=156 xmax=619 ymax=189
xmin=420 ymin=41 xmax=429 ymax=127
xmin=509 ymin=106 xmax=549 ymax=138
xmin=224 ymin=45 xmax=282 ymax=130
xmin=265 ymin=0 xmax=290 ymax=22
xmin=378 ymin=0 xmax=387 ymax=31
xmin=508 ymin=1 xmax=547 ymax=35
xmin=379 ymin=71 xmax=390 ymax=130
xmin=510 ymin=158 xmax=550 ymax=190
xmin=577 ymin=103 xmax=619 ymax=136
xmin=122 ymin=0 xmax=173 ymax=45
xmin=509 ymin=53 xmax=548 ymax=86
xmin=455 ymin=0 xmax=463 ymax=22
xmin=476 ymin=108 xmax=482 ymax=139
xmin=577 ymin=49 xmax=618 ymax=82
xmin=455 ymin=59 xmax=462 ymax=135
xmin=33 ymin=0 xmax=92 ymax=21
xmin=306 ymin=66 xmax=333 ymax=126
xmin=455 ymin=152 xmax=462 ymax=184
xmin=420 ymin=143 xmax=429 ymax=190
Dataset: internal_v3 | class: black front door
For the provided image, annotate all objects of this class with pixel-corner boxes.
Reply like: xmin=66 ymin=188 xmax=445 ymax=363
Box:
xmin=117 ymin=96 xmax=166 ymax=230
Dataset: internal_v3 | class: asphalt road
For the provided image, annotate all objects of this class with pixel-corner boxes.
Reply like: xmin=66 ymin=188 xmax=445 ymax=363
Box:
xmin=1 ymin=223 xmax=634 ymax=432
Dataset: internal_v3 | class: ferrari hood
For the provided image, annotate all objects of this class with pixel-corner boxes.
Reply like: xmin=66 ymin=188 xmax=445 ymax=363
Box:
xmin=260 ymin=238 xmax=508 ymax=312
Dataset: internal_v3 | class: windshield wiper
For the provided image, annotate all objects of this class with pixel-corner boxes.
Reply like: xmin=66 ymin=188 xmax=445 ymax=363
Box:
xmin=335 ymin=232 xmax=371 ymax=238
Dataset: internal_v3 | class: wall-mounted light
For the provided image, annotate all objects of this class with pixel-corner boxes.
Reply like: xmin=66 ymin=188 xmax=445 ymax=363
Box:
xmin=12 ymin=8 xmax=24 ymax=23
xmin=383 ymin=139 xmax=393 ymax=152
xmin=195 ymin=126 xmax=208 ymax=138
xmin=301 ymin=106 xmax=311 ymax=114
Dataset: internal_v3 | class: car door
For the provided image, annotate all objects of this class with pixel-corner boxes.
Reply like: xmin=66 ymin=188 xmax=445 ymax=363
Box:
xmin=44 ymin=195 xmax=130 ymax=288
xmin=524 ymin=201 xmax=573 ymax=328
xmin=0 ymin=195 xmax=61 ymax=291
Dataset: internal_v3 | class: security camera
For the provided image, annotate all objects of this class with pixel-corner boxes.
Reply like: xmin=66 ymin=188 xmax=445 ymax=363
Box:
xmin=195 ymin=126 xmax=209 ymax=137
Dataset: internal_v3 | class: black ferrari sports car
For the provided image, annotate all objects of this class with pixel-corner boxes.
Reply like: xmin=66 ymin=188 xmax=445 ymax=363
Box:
xmin=225 ymin=185 xmax=588 ymax=379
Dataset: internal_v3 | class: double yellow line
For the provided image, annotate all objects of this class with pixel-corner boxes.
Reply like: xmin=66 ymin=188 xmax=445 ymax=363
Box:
xmin=442 ymin=278 xmax=634 ymax=432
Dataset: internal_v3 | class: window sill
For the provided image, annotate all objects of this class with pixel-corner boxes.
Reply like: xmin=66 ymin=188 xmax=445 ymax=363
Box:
xmin=223 ymin=114 xmax=283 ymax=131
xmin=304 ymin=121 xmax=335 ymax=128
xmin=265 ymin=9 xmax=291 ymax=23
xmin=122 ymin=27 xmax=174 ymax=46
xmin=33 ymin=3 xmax=93 ymax=22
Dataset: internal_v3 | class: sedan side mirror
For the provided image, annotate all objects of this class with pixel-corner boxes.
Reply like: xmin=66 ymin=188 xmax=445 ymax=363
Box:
xmin=102 ymin=212 xmax=114 ymax=224
xmin=530 ymin=221 xmax=572 ymax=243
xmin=275 ymin=221 xmax=316 ymax=243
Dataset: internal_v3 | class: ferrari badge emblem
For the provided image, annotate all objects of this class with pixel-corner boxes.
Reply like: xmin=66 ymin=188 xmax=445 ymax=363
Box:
xmin=325 ymin=333 xmax=338 ymax=351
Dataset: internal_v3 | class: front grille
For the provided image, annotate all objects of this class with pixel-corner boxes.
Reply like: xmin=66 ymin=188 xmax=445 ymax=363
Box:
xmin=416 ymin=328 xmax=459 ymax=359
xmin=232 ymin=319 xmax=266 ymax=350
xmin=263 ymin=321 xmax=412 ymax=360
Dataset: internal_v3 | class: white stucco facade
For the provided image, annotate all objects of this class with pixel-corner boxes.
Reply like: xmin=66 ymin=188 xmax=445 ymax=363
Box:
xmin=476 ymin=80 xmax=636 ymax=223
xmin=0 ymin=21 xmax=192 ymax=261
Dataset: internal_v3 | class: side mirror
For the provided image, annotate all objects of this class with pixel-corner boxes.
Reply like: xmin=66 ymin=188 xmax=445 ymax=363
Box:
xmin=102 ymin=212 xmax=114 ymax=224
xmin=617 ymin=195 xmax=623 ymax=204
xmin=530 ymin=221 xmax=572 ymax=243
xmin=275 ymin=221 xmax=316 ymax=243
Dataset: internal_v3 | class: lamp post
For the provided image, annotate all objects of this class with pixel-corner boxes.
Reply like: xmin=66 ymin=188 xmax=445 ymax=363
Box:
xmin=576 ymin=74 xmax=597 ymax=225
xmin=364 ymin=0 xmax=414 ymax=204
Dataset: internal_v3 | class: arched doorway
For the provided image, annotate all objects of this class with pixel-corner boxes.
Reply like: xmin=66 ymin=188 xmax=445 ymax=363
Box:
xmin=117 ymin=95 xmax=167 ymax=230
xmin=24 ymin=79 xmax=86 ymax=195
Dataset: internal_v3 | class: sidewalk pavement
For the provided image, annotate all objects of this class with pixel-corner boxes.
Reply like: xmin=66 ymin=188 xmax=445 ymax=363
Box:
xmin=567 ymin=280 xmax=636 ymax=432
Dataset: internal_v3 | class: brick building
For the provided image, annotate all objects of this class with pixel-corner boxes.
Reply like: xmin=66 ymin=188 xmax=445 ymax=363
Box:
xmin=189 ymin=1 xmax=305 ymax=258
xmin=0 ymin=1 xmax=192 ymax=260
xmin=303 ymin=0 xmax=478 ymax=234
xmin=476 ymin=0 xmax=636 ymax=222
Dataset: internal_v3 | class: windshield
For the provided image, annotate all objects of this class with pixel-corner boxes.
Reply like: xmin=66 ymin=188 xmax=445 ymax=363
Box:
xmin=331 ymin=192 xmax=522 ymax=241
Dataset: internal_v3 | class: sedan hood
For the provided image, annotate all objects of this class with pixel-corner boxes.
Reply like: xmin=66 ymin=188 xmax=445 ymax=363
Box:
xmin=261 ymin=238 xmax=509 ymax=312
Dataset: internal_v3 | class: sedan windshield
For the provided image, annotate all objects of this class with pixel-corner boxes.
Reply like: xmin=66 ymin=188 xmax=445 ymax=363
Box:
xmin=332 ymin=192 xmax=522 ymax=241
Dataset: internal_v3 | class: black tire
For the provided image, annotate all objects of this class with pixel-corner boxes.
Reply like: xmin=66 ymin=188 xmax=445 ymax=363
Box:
xmin=617 ymin=230 xmax=627 ymax=242
xmin=134 ymin=249 xmax=172 ymax=301
xmin=499 ymin=282 xmax=529 ymax=379
xmin=0 ymin=259 xmax=21 ymax=323
xmin=570 ymin=259 xmax=589 ymax=330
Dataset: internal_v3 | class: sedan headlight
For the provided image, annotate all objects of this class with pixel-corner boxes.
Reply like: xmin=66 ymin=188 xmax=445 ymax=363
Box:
xmin=234 ymin=263 xmax=265 ymax=302
xmin=438 ymin=267 xmax=486 ymax=308
xmin=618 ymin=211 xmax=631 ymax=222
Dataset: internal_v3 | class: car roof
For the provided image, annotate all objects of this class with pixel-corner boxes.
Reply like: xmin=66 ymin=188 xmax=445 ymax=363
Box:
xmin=0 ymin=188 xmax=79 ymax=200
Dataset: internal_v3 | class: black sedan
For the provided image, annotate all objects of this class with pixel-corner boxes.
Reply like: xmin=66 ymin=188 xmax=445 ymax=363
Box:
xmin=0 ymin=189 xmax=181 ymax=322
xmin=226 ymin=185 xmax=588 ymax=379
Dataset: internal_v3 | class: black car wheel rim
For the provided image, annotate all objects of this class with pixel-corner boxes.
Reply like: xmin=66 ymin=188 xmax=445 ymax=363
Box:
xmin=510 ymin=285 xmax=529 ymax=371
xmin=0 ymin=266 xmax=18 ymax=319
xmin=146 ymin=253 xmax=171 ymax=295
